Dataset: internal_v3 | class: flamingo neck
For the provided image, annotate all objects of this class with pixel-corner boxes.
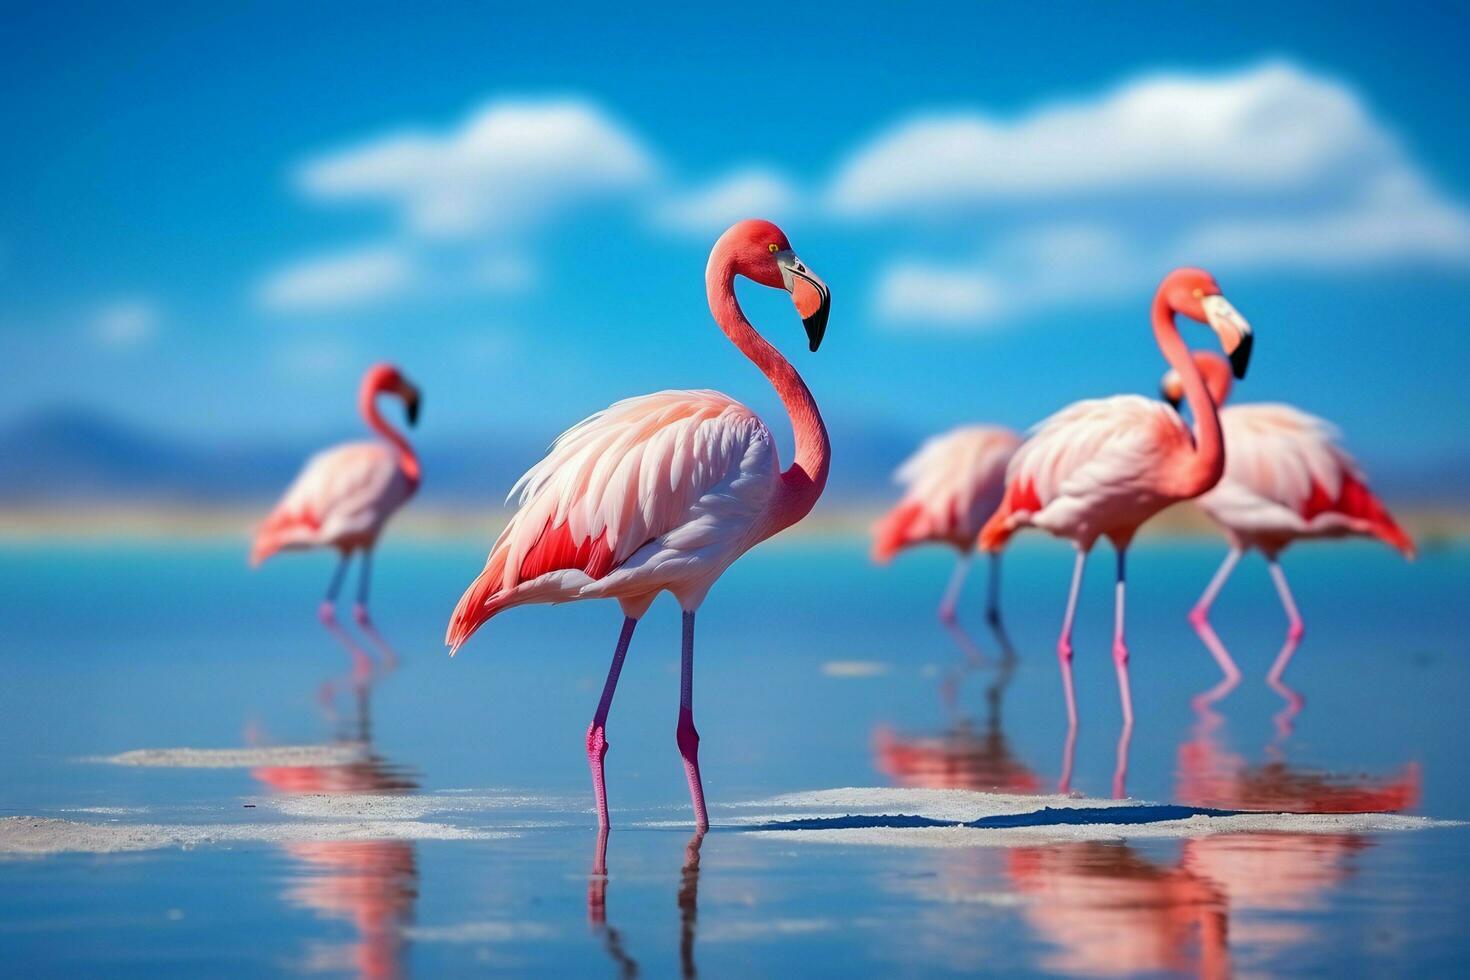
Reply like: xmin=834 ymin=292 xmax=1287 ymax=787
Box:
xmin=360 ymin=386 xmax=420 ymax=483
xmin=1153 ymin=292 xmax=1223 ymax=499
xmin=707 ymin=255 xmax=829 ymax=534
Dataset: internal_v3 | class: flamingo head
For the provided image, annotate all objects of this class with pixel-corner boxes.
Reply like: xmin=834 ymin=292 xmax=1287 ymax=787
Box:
xmin=1161 ymin=351 xmax=1234 ymax=410
xmin=715 ymin=219 xmax=831 ymax=351
xmin=1159 ymin=267 xmax=1253 ymax=379
xmin=362 ymin=363 xmax=422 ymax=427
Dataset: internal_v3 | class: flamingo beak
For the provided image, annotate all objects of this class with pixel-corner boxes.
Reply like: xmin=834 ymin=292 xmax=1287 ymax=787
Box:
xmin=1159 ymin=374 xmax=1184 ymax=410
xmin=775 ymin=250 xmax=830 ymax=351
xmin=404 ymin=386 xmax=421 ymax=427
xmin=1201 ymin=294 xmax=1253 ymax=379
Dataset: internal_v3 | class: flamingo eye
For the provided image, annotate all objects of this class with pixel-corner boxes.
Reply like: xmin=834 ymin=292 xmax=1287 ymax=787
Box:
xmin=768 ymin=243 xmax=779 ymax=253
xmin=1192 ymin=288 xmax=1203 ymax=299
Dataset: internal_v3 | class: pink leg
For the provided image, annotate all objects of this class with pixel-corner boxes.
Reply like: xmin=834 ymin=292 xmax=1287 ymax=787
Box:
xmin=1112 ymin=548 xmax=1134 ymax=728
xmin=1268 ymin=560 xmax=1305 ymax=644
xmin=317 ymin=553 xmax=350 ymax=625
xmin=677 ymin=611 xmax=709 ymax=830
xmin=1188 ymin=547 xmax=1241 ymax=629
xmin=1056 ymin=549 xmax=1087 ymax=728
xmin=588 ymin=617 xmax=638 ymax=829
xmin=937 ymin=555 xmax=971 ymax=625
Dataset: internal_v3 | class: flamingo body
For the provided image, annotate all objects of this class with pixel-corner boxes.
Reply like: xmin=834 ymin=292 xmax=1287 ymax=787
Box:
xmin=446 ymin=389 xmax=778 ymax=646
xmin=252 ymin=441 xmax=417 ymax=564
xmin=873 ymin=425 xmax=1019 ymax=560
xmin=1200 ymin=404 xmax=1412 ymax=557
xmin=981 ymin=396 xmax=1198 ymax=553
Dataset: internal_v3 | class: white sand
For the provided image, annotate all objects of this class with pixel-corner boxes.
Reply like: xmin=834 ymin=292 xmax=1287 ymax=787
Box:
xmin=92 ymin=744 xmax=370 ymax=768
xmin=734 ymin=786 xmax=1456 ymax=848
xmin=0 ymin=816 xmax=508 ymax=856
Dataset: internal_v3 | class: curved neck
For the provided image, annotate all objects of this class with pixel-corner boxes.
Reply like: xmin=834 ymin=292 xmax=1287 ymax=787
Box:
xmin=1152 ymin=293 xmax=1223 ymax=498
xmin=360 ymin=387 xmax=420 ymax=483
xmin=706 ymin=254 xmax=829 ymax=534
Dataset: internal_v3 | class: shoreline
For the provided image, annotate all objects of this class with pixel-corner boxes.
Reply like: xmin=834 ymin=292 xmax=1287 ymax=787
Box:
xmin=1 ymin=504 xmax=1467 ymax=545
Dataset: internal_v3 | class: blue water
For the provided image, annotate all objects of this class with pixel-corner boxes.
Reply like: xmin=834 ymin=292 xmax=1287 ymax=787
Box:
xmin=2 ymin=536 xmax=1468 ymax=976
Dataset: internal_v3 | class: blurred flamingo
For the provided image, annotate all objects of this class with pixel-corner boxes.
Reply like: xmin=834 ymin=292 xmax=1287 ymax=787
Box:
xmin=979 ymin=269 xmax=1254 ymax=728
xmin=251 ymin=364 xmax=421 ymax=635
xmin=1162 ymin=351 xmax=1415 ymax=684
xmin=445 ymin=219 xmax=831 ymax=830
xmin=872 ymin=426 xmax=1020 ymax=642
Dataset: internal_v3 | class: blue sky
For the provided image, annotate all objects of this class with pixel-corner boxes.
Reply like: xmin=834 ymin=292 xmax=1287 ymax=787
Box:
xmin=3 ymin=1 xmax=1469 ymax=477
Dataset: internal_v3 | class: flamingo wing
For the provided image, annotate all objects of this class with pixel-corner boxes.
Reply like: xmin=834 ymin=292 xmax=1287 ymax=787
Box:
xmin=446 ymin=390 xmax=776 ymax=651
xmin=251 ymin=442 xmax=410 ymax=564
xmin=872 ymin=425 xmax=1020 ymax=560
xmin=1200 ymin=404 xmax=1413 ymax=555
xmin=980 ymin=396 xmax=1190 ymax=550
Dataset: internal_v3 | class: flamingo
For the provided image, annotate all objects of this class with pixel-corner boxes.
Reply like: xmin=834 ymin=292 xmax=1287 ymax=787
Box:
xmin=445 ymin=219 xmax=832 ymax=830
xmin=978 ymin=268 xmax=1254 ymax=728
xmin=871 ymin=426 xmax=1021 ymax=633
xmin=251 ymin=363 xmax=422 ymax=634
xmin=1162 ymin=351 xmax=1415 ymax=684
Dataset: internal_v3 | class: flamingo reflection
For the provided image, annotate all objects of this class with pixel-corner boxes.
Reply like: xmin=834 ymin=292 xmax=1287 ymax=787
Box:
xmin=875 ymin=630 xmax=1041 ymax=795
xmin=250 ymin=671 xmax=420 ymax=980
xmin=588 ymin=829 xmax=707 ymax=979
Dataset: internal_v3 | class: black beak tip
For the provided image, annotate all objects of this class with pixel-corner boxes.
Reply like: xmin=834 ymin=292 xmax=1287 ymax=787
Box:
xmin=803 ymin=302 xmax=830 ymax=353
xmin=406 ymin=396 xmax=421 ymax=427
xmin=1160 ymin=387 xmax=1182 ymax=410
xmin=1229 ymin=334 xmax=1253 ymax=379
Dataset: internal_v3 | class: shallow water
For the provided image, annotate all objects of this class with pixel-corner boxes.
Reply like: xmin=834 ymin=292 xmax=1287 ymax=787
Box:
xmin=1 ymin=536 xmax=1467 ymax=976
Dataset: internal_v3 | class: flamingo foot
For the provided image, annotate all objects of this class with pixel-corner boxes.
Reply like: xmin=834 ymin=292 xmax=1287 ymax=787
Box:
xmin=587 ymin=723 xmax=611 ymax=828
xmin=676 ymin=708 xmax=708 ymax=831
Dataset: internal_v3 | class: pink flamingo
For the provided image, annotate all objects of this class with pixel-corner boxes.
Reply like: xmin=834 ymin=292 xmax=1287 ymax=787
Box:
xmin=1162 ymin=351 xmax=1415 ymax=684
xmin=251 ymin=364 xmax=422 ymax=633
xmin=871 ymin=426 xmax=1021 ymax=631
xmin=445 ymin=219 xmax=831 ymax=830
xmin=979 ymin=269 xmax=1254 ymax=728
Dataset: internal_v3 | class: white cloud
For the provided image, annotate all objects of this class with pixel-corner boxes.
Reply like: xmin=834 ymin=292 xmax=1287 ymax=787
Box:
xmin=847 ymin=62 xmax=1470 ymax=328
xmin=257 ymin=246 xmax=417 ymax=313
xmin=296 ymin=99 xmax=656 ymax=239
xmin=829 ymin=61 xmax=1389 ymax=215
xmin=91 ymin=299 xmax=160 ymax=348
xmin=875 ymin=265 xmax=1004 ymax=326
xmin=654 ymin=167 xmax=800 ymax=234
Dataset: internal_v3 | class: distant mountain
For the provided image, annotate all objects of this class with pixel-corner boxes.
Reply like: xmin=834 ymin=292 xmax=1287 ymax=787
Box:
xmin=0 ymin=405 xmax=918 ymax=507
xmin=2 ymin=405 xmax=1459 ymax=508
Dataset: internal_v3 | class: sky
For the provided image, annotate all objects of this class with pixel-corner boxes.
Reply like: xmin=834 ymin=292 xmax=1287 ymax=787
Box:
xmin=3 ymin=1 xmax=1469 ymax=479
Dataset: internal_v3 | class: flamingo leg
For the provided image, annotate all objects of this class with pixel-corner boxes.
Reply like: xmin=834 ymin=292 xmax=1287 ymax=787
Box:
xmin=1266 ymin=560 xmax=1306 ymax=682
xmin=318 ymin=552 xmax=351 ymax=623
xmin=1056 ymin=549 xmax=1087 ymax=728
xmin=1188 ymin=547 xmax=1241 ymax=628
xmin=1113 ymin=548 xmax=1135 ymax=728
xmin=937 ymin=555 xmax=971 ymax=625
xmin=984 ymin=551 xmax=1003 ymax=627
xmin=677 ymin=610 xmax=710 ymax=830
xmin=352 ymin=548 xmax=374 ymax=625
xmin=588 ymin=616 xmax=638 ymax=829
